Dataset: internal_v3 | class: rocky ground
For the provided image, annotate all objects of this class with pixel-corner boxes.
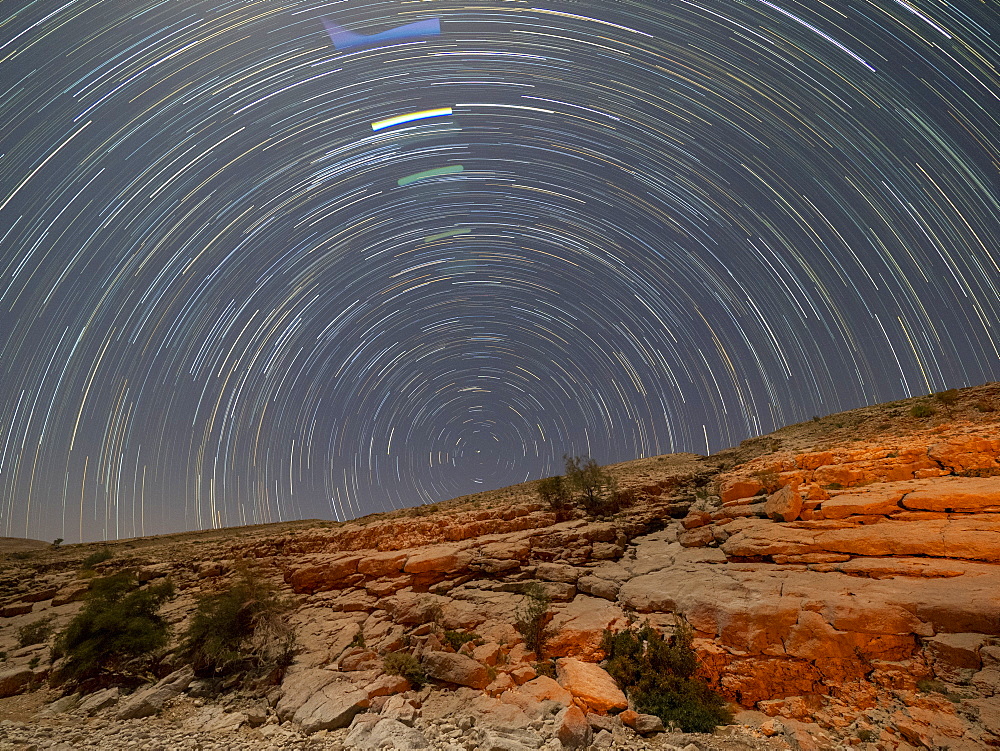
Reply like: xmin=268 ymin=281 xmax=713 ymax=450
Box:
xmin=1 ymin=383 xmax=998 ymax=751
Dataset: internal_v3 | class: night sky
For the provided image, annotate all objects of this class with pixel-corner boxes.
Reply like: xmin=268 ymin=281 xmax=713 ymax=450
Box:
xmin=2 ymin=0 xmax=999 ymax=543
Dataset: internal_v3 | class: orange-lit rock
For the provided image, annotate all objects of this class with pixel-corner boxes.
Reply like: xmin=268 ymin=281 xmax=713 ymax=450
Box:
xmin=901 ymin=476 xmax=1000 ymax=512
xmin=545 ymin=596 xmax=626 ymax=660
xmin=555 ymin=658 xmax=627 ymax=713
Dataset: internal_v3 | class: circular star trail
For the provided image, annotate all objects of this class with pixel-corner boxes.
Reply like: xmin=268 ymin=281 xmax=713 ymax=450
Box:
xmin=1 ymin=0 xmax=999 ymax=542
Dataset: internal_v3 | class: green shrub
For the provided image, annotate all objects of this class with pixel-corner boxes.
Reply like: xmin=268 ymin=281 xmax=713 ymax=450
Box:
xmin=515 ymin=583 xmax=551 ymax=656
xmin=181 ymin=569 xmax=294 ymax=684
xmin=52 ymin=571 xmax=174 ymax=683
xmin=565 ymin=456 xmax=619 ymax=515
xmin=536 ymin=476 xmax=574 ymax=519
xmin=443 ymin=630 xmax=480 ymax=652
xmin=17 ymin=616 xmax=55 ymax=648
xmin=910 ymin=402 xmax=936 ymax=418
xmin=81 ymin=548 xmax=114 ymax=570
xmin=601 ymin=620 xmax=733 ymax=733
xmin=383 ymin=651 xmax=426 ymax=688
xmin=857 ymin=728 xmax=877 ymax=742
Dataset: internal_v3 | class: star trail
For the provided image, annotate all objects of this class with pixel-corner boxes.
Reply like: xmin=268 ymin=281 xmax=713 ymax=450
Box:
xmin=1 ymin=0 xmax=999 ymax=543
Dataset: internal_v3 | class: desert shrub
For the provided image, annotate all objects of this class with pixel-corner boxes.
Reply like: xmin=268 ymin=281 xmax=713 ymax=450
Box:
xmin=601 ymin=620 xmax=733 ymax=733
xmin=536 ymin=475 xmax=574 ymax=519
xmin=443 ymin=630 xmax=480 ymax=652
xmin=534 ymin=659 xmax=557 ymax=679
xmin=515 ymin=583 xmax=551 ymax=655
xmin=17 ymin=616 xmax=55 ymax=648
xmin=181 ymin=569 xmax=294 ymax=684
xmin=349 ymin=631 xmax=366 ymax=649
xmin=910 ymin=402 xmax=936 ymax=418
xmin=383 ymin=651 xmax=426 ymax=688
xmin=565 ymin=456 xmax=616 ymax=514
xmin=934 ymin=389 xmax=959 ymax=406
xmin=857 ymin=728 xmax=877 ymax=742
xmin=52 ymin=571 xmax=174 ymax=683
xmin=916 ymin=678 xmax=948 ymax=694
xmin=81 ymin=548 xmax=114 ymax=570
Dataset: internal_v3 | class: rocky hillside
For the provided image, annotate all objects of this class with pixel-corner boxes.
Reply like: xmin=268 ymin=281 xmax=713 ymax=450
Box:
xmin=0 ymin=383 xmax=998 ymax=751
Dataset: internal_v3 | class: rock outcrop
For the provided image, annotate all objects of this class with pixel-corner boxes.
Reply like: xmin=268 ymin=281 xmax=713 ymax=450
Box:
xmin=1 ymin=382 xmax=998 ymax=750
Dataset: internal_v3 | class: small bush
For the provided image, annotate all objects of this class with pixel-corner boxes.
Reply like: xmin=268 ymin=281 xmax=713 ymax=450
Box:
xmin=935 ymin=389 xmax=959 ymax=406
xmin=857 ymin=728 xmax=877 ymax=742
xmin=534 ymin=659 xmax=557 ymax=679
xmin=17 ymin=616 xmax=55 ymax=648
xmin=443 ymin=630 xmax=480 ymax=652
xmin=910 ymin=402 xmax=936 ymax=418
xmin=565 ymin=456 xmax=620 ymax=515
xmin=383 ymin=651 xmax=426 ymax=688
xmin=52 ymin=538 xmax=63 ymax=548
xmin=601 ymin=620 xmax=733 ymax=733
xmin=515 ymin=583 xmax=551 ymax=656
xmin=536 ymin=475 xmax=570 ymax=508
xmin=81 ymin=548 xmax=114 ymax=570
xmin=349 ymin=631 xmax=366 ymax=649
xmin=52 ymin=571 xmax=174 ymax=683
xmin=182 ymin=568 xmax=294 ymax=685
xmin=916 ymin=678 xmax=948 ymax=694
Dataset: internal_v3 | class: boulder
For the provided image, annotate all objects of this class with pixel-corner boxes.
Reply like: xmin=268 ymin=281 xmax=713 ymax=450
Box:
xmin=555 ymin=705 xmax=593 ymax=749
xmin=764 ymin=485 xmax=803 ymax=522
xmin=535 ymin=563 xmax=581 ymax=583
xmin=39 ymin=693 xmax=80 ymax=716
xmin=502 ymin=675 xmax=573 ymax=712
xmin=116 ymin=666 xmax=194 ymax=719
xmin=422 ymin=651 xmax=490 ymax=689
xmin=576 ymin=575 xmax=620 ymax=602
xmin=545 ymin=596 xmax=626 ymax=659
xmin=555 ymin=658 xmax=627 ymax=713
xmin=77 ymin=686 xmax=119 ymax=715
xmin=345 ymin=717 xmax=429 ymax=750
xmin=0 ymin=667 xmax=33 ymax=698
xmin=634 ymin=713 xmax=665 ymax=734
xmin=275 ymin=668 xmax=341 ymax=719
xmin=292 ymin=681 xmax=370 ymax=732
